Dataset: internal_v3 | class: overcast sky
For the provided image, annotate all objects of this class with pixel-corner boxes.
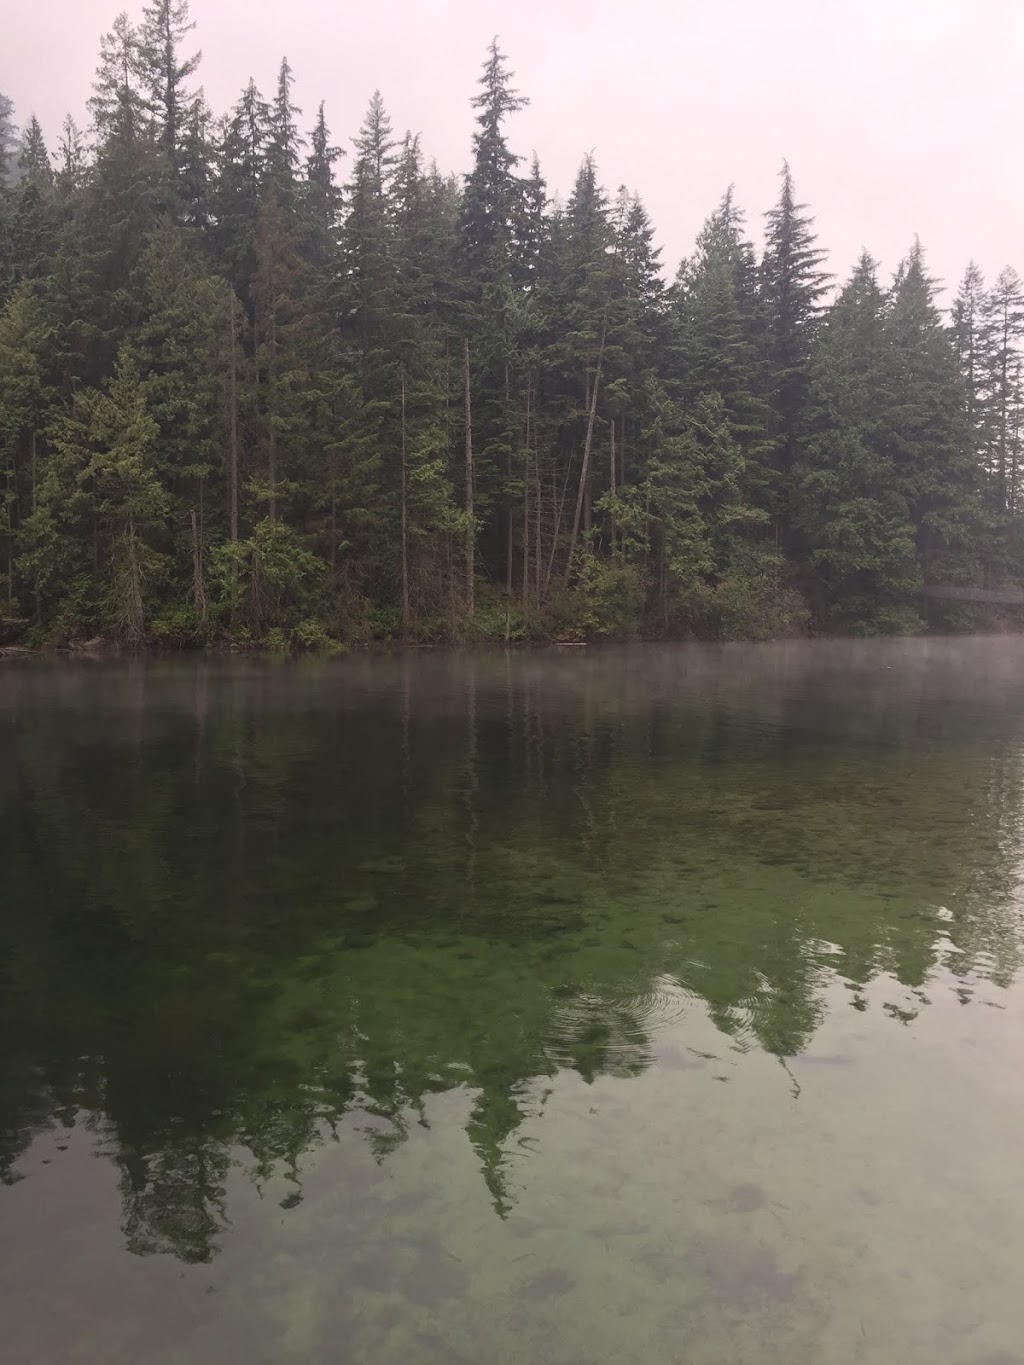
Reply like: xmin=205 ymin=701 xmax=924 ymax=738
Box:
xmin=7 ymin=0 xmax=1023 ymax=299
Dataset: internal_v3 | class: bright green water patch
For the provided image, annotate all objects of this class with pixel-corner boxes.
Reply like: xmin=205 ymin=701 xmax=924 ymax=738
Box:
xmin=2 ymin=640 xmax=1024 ymax=1362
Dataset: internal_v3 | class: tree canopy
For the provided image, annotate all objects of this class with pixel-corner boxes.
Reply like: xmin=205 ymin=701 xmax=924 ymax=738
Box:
xmin=1 ymin=15 xmax=1021 ymax=648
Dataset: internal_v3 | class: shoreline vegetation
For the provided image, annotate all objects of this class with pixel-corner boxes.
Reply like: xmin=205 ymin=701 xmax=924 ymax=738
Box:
xmin=5 ymin=606 xmax=1024 ymax=661
xmin=2 ymin=5 xmax=1023 ymax=654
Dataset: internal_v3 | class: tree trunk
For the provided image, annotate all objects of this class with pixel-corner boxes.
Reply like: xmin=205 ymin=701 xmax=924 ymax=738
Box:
xmin=191 ymin=505 xmax=207 ymax=622
xmin=564 ymin=317 xmax=608 ymax=584
xmin=505 ymin=363 xmax=514 ymax=603
xmin=5 ymin=440 xmax=14 ymax=608
xmin=268 ymin=301 xmax=278 ymax=523
xmin=400 ymin=370 xmax=410 ymax=638
xmin=1010 ymin=360 xmax=1022 ymax=516
xmin=608 ymin=418 xmax=617 ymax=556
xmin=545 ymin=452 xmax=576 ymax=596
xmin=228 ymin=298 xmax=239 ymax=543
xmin=534 ymin=439 xmax=542 ymax=605
xmin=463 ymin=336 xmax=475 ymax=616
xmin=329 ymin=481 xmax=337 ymax=574
xmin=126 ymin=513 xmax=144 ymax=641
xmin=522 ymin=384 xmax=531 ymax=619
xmin=5 ymin=465 xmax=11 ymax=610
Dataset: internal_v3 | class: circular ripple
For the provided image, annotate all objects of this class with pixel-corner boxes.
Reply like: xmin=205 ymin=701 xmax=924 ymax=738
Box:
xmin=544 ymin=975 xmax=691 ymax=1073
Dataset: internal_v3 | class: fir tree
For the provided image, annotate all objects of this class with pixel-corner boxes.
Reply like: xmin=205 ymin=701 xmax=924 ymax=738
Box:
xmin=951 ymin=261 xmax=987 ymax=437
xmin=759 ymin=162 xmax=830 ymax=511
xmin=883 ymin=241 xmax=978 ymax=584
xmin=672 ymin=187 xmax=773 ymax=499
xmin=266 ymin=57 xmax=303 ymax=197
xmin=0 ymin=26 xmax=1020 ymax=647
xmin=303 ymin=102 xmax=343 ymax=268
xmin=460 ymin=38 xmax=529 ymax=280
xmin=214 ymin=78 xmax=271 ymax=292
xmin=793 ymin=252 xmax=920 ymax=629
xmin=983 ymin=267 xmax=1024 ymax=505
xmin=0 ymin=92 xmax=17 ymax=186
xmin=17 ymin=118 xmax=51 ymax=187
xmin=137 ymin=0 xmax=201 ymax=199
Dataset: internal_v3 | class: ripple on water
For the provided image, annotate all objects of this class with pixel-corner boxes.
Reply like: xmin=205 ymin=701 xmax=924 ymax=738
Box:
xmin=544 ymin=975 xmax=691 ymax=1071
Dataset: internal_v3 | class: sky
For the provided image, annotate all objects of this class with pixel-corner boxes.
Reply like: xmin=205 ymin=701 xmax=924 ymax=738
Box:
xmin=6 ymin=0 xmax=1024 ymax=300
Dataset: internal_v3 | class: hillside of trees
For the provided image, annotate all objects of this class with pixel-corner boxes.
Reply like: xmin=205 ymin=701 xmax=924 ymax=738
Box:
xmin=1 ymin=2 xmax=1023 ymax=649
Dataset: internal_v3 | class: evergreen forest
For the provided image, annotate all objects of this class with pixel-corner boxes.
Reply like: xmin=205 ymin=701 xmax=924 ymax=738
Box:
xmin=2 ymin=1 xmax=1023 ymax=649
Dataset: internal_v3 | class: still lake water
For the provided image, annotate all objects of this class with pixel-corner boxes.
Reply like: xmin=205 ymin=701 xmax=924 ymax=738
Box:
xmin=2 ymin=640 xmax=1024 ymax=1364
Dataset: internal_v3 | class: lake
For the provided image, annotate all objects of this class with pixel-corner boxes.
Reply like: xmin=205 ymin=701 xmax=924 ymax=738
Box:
xmin=2 ymin=640 xmax=1024 ymax=1364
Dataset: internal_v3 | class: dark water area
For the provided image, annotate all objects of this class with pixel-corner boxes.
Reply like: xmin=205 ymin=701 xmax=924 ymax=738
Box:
xmin=2 ymin=640 xmax=1024 ymax=1364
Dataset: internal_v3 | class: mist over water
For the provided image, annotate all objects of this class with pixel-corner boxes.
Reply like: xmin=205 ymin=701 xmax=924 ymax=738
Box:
xmin=2 ymin=639 xmax=1024 ymax=1363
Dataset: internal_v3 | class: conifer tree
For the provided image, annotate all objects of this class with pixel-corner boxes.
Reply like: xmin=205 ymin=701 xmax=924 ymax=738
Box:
xmin=266 ymin=57 xmax=303 ymax=198
xmin=55 ymin=116 xmax=86 ymax=197
xmin=137 ymin=0 xmax=201 ymax=199
xmin=672 ymin=188 xmax=773 ymax=506
xmin=86 ymin=12 xmax=163 ymax=328
xmin=0 ymin=24 xmax=1021 ymax=647
xmin=793 ymin=253 xmax=920 ymax=629
xmin=8 ymin=118 xmax=58 ymax=285
xmin=882 ymin=242 xmax=978 ymax=584
xmin=759 ymin=163 xmax=830 ymax=513
xmin=303 ymin=102 xmax=343 ymax=269
xmin=983 ymin=267 xmax=1024 ymax=505
xmin=0 ymin=282 xmax=56 ymax=624
xmin=951 ymin=262 xmax=987 ymax=438
xmin=26 ymin=349 xmax=168 ymax=639
xmin=178 ymin=97 xmax=213 ymax=230
xmin=214 ymin=79 xmax=270 ymax=292
xmin=460 ymin=39 xmax=529 ymax=279
xmin=0 ymin=93 xmax=17 ymax=186
xmin=17 ymin=118 xmax=51 ymax=186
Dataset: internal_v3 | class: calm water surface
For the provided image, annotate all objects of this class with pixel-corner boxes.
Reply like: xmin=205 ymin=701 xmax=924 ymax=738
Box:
xmin=2 ymin=640 xmax=1024 ymax=1364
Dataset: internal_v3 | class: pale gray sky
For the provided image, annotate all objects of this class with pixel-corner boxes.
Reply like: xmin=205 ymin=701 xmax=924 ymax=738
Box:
xmin=8 ymin=0 xmax=1024 ymax=297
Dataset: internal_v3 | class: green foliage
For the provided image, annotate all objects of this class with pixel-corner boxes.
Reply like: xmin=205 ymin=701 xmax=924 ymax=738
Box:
xmin=149 ymin=603 xmax=206 ymax=646
xmin=573 ymin=554 xmax=647 ymax=638
xmin=469 ymin=596 xmax=527 ymax=643
xmin=0 ymin=23 xmax=1020 ymax=647
xmin=292 ymin=618 xmax=342 ymax=653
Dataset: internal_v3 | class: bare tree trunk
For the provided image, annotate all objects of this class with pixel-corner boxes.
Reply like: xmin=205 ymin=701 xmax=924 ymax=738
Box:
xmin=564 ymin=317 xmax=608 ymax=584
xmin=228 ymin=298 xmax=239 ymax=543
xmin=545 ymin=452 xmax=576 ymax=596
xmin=999 ymin=305 xmax=1009 ymax=506
xmin=608 ymin=417 xmax=617 ymax=556
xmin=268 ymin=302 xmax=278 ymax=523
xmin=535 ymin=411 xmax=543 ymax=603
xmin=5 ymin=465 xmax=12 ymax=611
xmin=191 ymin=506 xmax=207 ymax=622
xmin=5 ymin=440 xmax=14 ymax=608
xmin=329 ymin=453 xmax=338 ymax=575
xmin=522 ymin=384 xmax=531 ymax=619
xmin=505 ymin=363 xmax=513 ymax=604
xmin=126 ymin=513 xmax=144 ymax=641
xmin=463 ymin=336 xmax=475 ymax=616
xmin=400 ymin=370 xmax=410 ymax=638
xmin=1010 ymin=360 xmax=1022 ymax=516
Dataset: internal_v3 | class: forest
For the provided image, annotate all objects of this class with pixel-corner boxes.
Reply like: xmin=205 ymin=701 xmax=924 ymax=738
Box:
xmin=1 ymin=0 xmax=1022 ymax=649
